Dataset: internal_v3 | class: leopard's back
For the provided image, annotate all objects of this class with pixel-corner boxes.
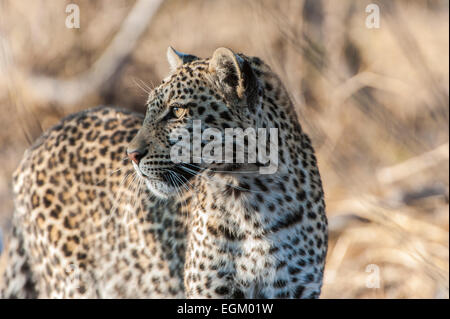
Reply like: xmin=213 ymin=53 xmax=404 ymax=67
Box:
xmin=1 ymin=106 xmax=187 ymax=298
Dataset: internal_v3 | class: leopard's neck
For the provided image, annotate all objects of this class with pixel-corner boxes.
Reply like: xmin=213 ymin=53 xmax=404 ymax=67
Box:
xmin=179 ymin=168 xmax=304 ymax=298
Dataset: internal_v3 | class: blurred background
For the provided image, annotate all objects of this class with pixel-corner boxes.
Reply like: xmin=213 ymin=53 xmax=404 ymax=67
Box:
xmin=0 ymin=0 xmax=448 ymax=298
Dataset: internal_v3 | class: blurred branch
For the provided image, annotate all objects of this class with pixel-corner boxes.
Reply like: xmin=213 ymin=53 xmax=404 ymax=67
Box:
xmin=331 ymin=71 xmax=410 ymax=109
xmin=27 ymin=0 xmax=164 ymax=107
xmin=377 ymin=143 xmax=449 ymax=184
xmin=384 ymin=1 xmax=449 ymax=116
xmin=0 ymin=32 xmax=44 ymax=144
xmin=328 ymin=195 xmax=449 ymax=294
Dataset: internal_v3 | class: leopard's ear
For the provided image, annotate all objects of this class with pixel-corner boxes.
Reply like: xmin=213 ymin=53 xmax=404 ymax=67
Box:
xmin=208 ymin=47 xmax=260 ymax=110
xmin=166 ymin=46 xmax=198 ymax=72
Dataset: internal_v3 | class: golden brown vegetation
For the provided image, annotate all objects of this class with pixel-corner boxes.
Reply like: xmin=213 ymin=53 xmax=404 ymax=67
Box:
xmin=0 ymin=0 xmax=448 ymax=298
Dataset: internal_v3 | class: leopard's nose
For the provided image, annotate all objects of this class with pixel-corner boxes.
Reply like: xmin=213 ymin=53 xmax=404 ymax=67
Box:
xmin=127 ymin=149 xmax=146 ymax=165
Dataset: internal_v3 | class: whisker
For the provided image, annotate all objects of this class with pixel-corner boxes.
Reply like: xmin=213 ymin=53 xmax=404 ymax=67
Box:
xmin=178 ymin=164 xmax=264 ymax=194
xmin=184 ymin=161 xmax=261 ymax=174
xmin=132 ymin=77 xmax=152 ymax=95
xmin=168 ymin=171 xmax=189 ymax=215
xmin=109 ymin=171 xmax=135 ymax=223
xmin=124 ymin=172 xmax=139 ymax=224
xmin=95 ymin=167 xmax=125 ymax=186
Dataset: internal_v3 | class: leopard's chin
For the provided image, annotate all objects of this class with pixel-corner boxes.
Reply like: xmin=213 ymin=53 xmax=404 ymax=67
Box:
xmin=130 ymin=162 xmax=178 ymax=199
xmin=144 ymin=178 xmax=172 ymax=199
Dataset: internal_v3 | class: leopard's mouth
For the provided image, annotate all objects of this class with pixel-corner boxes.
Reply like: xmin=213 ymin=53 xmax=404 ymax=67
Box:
xmin=143 ymin=178 xmax=172 ymax=199
xmin=132 ymin=161 xmax=199 ymax=198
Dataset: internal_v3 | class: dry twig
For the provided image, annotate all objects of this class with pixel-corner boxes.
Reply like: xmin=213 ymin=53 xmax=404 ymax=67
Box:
xmin=26 ymin=0 xmax=164 ymax=107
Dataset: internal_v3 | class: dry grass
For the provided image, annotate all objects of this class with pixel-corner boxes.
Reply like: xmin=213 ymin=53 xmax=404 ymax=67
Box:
xmin=0 ymin=0 xmax=448 ymax=298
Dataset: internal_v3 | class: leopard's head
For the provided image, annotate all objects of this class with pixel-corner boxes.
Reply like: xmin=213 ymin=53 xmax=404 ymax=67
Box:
xmin=127 ymin=47 xmax=262 ymax=198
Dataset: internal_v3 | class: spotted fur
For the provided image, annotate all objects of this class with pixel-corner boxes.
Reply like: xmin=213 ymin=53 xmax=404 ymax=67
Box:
xmin=0 ymin=48 xmax=327 ymax=298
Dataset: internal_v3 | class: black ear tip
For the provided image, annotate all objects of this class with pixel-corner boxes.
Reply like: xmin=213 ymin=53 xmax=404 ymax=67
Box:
xmin=167 ymin=46 xmax=176 ymax=54
xmin=167 ymin=47 xmax=199 ymax=70
xmin=235 ymin=53 xmax=245 ymax=66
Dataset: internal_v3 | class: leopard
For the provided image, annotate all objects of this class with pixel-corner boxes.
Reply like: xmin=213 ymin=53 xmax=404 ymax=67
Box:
xmin=0 ymin=47 xmax=328 ymax=298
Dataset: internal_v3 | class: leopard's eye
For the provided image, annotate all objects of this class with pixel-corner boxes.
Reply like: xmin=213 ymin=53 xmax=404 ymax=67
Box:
xmin=172 ymin=106 xmax=186 ymax=118
xmin=162 ymin=104 xmax=187 ymax=122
